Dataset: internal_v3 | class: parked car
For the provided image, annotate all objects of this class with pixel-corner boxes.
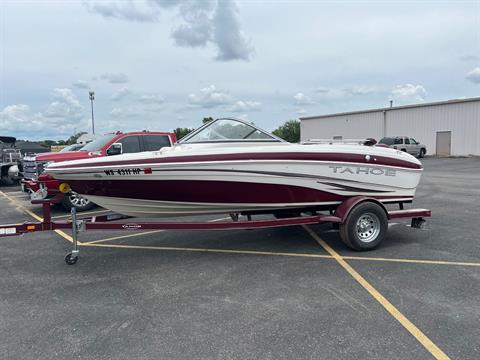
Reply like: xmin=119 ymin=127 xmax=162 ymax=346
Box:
xmin=21 ymin=141 xmax=94 ymax=179
xmin=378 ymin=136 xmax=426 ymax=158
xmin=0 ymin=136 xmax=22 ymax=185
xmin=21 ymin=131 xmax=177 ymax=211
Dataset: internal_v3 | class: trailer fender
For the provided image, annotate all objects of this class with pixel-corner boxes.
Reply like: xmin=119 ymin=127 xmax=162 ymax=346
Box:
xmin=334 ymin=196 xmax=389 ymax=224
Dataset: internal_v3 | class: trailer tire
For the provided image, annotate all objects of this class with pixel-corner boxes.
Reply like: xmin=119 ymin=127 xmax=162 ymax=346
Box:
xmin=62 ymin=192 xmax=95 ymax=212
xmin=65 ymin=253 xmax=78 ymax=265
xmin=339 ymin=201 xmax=388 ymax=251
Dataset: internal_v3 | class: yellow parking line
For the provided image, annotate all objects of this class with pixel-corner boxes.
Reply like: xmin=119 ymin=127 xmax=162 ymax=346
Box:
xmin=80 ymin=236 xmax=480 ymax=268
xmin=81 ymin=242 xmax=334 ymax=259
xmin=0 ymin=191 xmax=75 ymax=244
xmin=20 ymin=203 xmax=75 ymax=243
xmin=2 ymin=190 xmax=479 ymax=269
xmin=51 ymin=209 xmax=112 ymax=219
xmin=303 ymin=225 xmax=450 ymax=360
xmin=342 ymin=255 xmax=480 ymax=267
xmin=1 ymin=190 xmax=24 ymax=195
xmin=84 ymin=217 xmax=236 ymax=244
xmin=5 ymin=194 xmax=28 ymax=198
xmin=85 ymin=230 xmax=164 ymax=244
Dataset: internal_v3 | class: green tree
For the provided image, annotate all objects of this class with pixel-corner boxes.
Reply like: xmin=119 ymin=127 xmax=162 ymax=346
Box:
xmin=202 ymin=117 xmax=214 ymax=124
xmin=38 ymin=139 xmax=58 ymax=148
xmin=173 ymin=127 xmax=195 ymax=140
xmin=272 ymin=120 xmax=300 ymax=143
xmin=65 ymin=132 xmax=88 ymax=145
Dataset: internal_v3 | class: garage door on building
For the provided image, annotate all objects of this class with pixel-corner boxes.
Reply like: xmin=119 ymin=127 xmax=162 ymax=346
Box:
xmin=436 ymin=131 xmax=451 ymax=157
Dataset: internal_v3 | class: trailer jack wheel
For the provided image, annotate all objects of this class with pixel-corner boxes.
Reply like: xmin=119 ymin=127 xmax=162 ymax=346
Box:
xmin=65 ymin=253 xmax=78 ymax=265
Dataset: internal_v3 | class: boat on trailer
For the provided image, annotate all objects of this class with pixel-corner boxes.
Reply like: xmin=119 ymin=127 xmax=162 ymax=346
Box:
xmin=0 ymin=118 xmax=430 ymax=264
xmin=46 ymin=118 xmax=423 ymax=218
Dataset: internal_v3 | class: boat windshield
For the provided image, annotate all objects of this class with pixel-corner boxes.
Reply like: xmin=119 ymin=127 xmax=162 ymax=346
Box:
xmin=181 ymin=118 xmax=281 ymax=143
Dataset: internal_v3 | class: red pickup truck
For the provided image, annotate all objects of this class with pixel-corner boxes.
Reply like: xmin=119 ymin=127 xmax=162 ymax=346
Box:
xmin=22 ymin=131 xmax=177 ymax=211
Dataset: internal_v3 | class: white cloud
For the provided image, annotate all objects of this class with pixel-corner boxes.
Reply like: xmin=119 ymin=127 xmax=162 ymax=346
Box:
xmin=109 ymin=108 xmax=124 ymax=117
xmin=44 ymin=88 xmax=83 ymax=119
xmin=109 ymin=107 xmax=141 ymax=118
xmin=296 ymin=108 xmax=307 ymax=115
xmin=0 ymin=103 xmax=87 ymax=138
xmin=228 ymin=100 xmax=261 ymax=112
xmin=188 ymin=85 xmax=232 ymax=108
xmin=110 ymin=87 xmax=131 ymax=101
xmin=0 ymin=88 xmax=89 ymax=138
xmin=110 ymin=88 xmax=164 ymax=104
xmin=315 ymin=87 xmax=330 ymax=94
xmin=459 ymin=55 xmax=479 ymax=62
xmin=72 ymin=80 xmax=90 ymax=89
xmin=84 ymin=0 xmax=160 ymax=22
xmin=314 ymin=85 xmax=376 ymax=98
xmin=212 ymin=0 xmax=254 ymax=61
xmin=466 ymin=67 xmax=480 ymax=84
xmin=293 ymin=92 xmax=314 ymax=105
xmin=0 ymin=105 xmax=44 ymax=131
xmin=391 ymin=84 xmax=427 ymax=102
xmin=171 ymin=1 xmax=215 ymax=48
xmin=100 ymin=72 xmax=129 ymax=84
xmin=85 ymin=0 xmax=253 ymax=61
xmin=236 ymin=114 xmax=249 ymax=121
xmin=342 ymin=86 xmax=375 ymax=96
xmin=138 ymin=94 xmax=165 ymax=104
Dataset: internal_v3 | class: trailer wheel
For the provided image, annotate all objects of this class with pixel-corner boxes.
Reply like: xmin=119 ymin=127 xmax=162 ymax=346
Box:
xmin=65 ymin=253 xmax=78 ymax=265
xmin=339 ymin=201 xmax=388 ymax=251
xmin=62 ymin=192 xmax=95 ymax=212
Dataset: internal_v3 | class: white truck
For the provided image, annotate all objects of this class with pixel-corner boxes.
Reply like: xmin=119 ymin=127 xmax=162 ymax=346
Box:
xmin=378 ymin=136 xmax=427 ymax=158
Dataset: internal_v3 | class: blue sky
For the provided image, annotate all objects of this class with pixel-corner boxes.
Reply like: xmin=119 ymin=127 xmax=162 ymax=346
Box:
xmin=1 ymin=0 xmax=479 ymax=140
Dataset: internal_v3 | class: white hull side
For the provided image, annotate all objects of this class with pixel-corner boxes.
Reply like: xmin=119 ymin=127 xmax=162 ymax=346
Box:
xmin=50 ymin=159 xmax=421 ymax=198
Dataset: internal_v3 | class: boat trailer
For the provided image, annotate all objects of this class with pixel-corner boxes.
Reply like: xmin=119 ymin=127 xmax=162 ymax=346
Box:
xmin=0 ymin=193 xmax=431 ymax=265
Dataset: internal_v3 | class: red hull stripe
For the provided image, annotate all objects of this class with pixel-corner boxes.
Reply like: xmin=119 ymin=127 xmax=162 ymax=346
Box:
xmin=67 ymin=179 xmax=406 ymax=204
xmin=54 ymin=152 xmax=422 ymax=170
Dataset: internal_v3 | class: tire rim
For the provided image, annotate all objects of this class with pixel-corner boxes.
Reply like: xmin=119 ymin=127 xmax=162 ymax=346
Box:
xmin=69 ymin=192 xmax=89 ymax=207
xmin=355 ymin=212 xmax=380 ymax=243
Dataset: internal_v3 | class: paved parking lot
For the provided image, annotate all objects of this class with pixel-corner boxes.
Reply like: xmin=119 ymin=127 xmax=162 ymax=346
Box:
xmin=0 ymin=157 xmax=479 ymax=359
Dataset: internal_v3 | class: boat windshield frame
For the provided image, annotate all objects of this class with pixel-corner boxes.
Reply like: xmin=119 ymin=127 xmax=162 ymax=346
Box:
xmin=179 ymin=118 xmax=285 ymax=144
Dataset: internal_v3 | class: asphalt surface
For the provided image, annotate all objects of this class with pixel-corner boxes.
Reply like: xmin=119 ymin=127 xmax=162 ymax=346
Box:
xmin=0 ymin=157 xmax=479 ymax=359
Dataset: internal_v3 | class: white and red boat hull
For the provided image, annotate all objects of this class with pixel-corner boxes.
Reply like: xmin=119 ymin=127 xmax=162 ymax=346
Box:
xmin=47 ymin=144 xmax=423 ymax=217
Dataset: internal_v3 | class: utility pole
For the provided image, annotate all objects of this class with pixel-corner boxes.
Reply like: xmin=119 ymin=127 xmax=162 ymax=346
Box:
xmin=89 ymin=91 xmax=95 ymax=134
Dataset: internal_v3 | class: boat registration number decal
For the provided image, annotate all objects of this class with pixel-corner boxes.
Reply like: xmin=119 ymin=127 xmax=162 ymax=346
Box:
xmin=104 ymin=168 xmax=152 ymax=176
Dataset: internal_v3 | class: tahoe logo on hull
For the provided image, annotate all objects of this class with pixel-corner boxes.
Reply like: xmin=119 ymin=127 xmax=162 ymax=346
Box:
xmin=329 ymin=165 xmax=396 ymax=176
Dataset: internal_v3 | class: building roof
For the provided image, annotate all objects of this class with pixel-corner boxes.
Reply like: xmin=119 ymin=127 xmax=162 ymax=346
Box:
xmin=15 ymin=141 xmax=49 ymax=153
xmin=0 ymin=136 xmax=16 ymax=143
xmin=299 ymin=96 xmax=480 ymax=120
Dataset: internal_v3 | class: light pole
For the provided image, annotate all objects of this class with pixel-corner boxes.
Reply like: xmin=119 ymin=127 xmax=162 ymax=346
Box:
xmin=89 ymin=91 xmax=95 ymax=134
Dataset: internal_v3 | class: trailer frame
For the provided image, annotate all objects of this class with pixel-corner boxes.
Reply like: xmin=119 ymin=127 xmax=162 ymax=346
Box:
xmin=0 ymin=193 xmax=431 ymax=265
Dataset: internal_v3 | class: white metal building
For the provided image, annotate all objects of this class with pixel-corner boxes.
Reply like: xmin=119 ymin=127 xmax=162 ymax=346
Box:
xmin=300 ymin=97 xmax=480 ymax=156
